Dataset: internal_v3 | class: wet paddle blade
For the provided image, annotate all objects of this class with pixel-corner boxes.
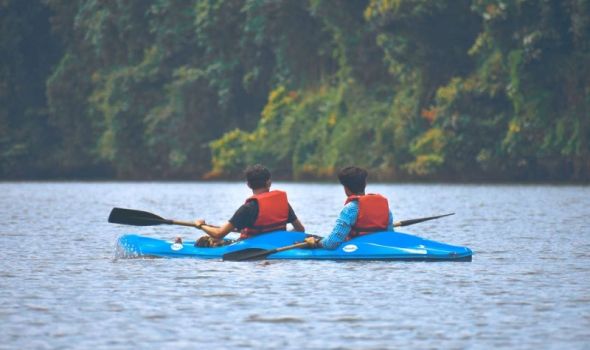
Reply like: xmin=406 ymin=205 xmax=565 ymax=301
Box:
xmin=108 ymin=208 xmax=171 ymax=226
xmin=222 ymin=248 xmax=273 ymax=262
xmin=222 ymin=241 xmax=309 ymax=261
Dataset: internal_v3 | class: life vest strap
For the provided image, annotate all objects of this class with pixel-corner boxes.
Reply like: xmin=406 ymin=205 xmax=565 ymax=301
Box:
xmin=250 ymin=221 xmax=288 ymax=230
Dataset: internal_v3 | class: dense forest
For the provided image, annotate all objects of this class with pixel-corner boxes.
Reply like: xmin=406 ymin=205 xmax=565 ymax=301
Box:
xmin=1 ymin=0 xmax=589 ymax=181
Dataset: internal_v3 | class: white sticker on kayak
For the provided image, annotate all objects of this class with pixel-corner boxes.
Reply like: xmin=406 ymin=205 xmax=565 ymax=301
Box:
xmin=400 ymin=248 xmax=427 ymax=255
xmin=170 ymin=243 xmax=183 ymax=251
xmin=343 ymin=244 xmax=358 ymax=253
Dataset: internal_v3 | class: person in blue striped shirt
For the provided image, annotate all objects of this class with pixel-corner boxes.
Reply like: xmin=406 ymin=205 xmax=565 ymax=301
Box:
xmin=305 ymin=166 xmax=394 ymax=249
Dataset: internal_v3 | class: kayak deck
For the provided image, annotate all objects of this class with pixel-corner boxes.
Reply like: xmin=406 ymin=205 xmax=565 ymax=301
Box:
xmin=117 ymin=231 xmax=472 ymax=261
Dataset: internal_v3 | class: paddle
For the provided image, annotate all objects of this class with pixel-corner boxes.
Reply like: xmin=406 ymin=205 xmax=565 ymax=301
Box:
xmin=222 ymin=242 xmax=310 ymax=261
xmin=393 ymin=213 xmax=454 ymax=227
xmin=222 ymin=212 xmax=455 ymax=262
xmin=108 ymin=207 xmax=215 ymax=228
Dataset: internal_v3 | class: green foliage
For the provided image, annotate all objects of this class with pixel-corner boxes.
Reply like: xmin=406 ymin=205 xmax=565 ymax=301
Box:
xmin=212 ymin=83 xmax=396 ymax=179
xmin=394 ymin=0 xmax=590 ymax=180
xmin=1 ymin=0 xmax=589 ymax=180
xmin=0 ymin=0 xmax=61 ymax=177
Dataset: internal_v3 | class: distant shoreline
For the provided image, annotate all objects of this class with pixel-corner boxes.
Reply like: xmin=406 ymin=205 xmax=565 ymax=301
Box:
xmin=1 ymin=177 xmax=588 ymax=185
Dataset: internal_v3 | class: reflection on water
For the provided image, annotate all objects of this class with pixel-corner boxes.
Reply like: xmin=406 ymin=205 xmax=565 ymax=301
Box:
xmin=1 ymin=182 xmax=589 ymax=349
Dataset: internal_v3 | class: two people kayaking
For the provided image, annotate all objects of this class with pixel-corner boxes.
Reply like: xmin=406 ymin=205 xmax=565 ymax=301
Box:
xmin=193 ymin=164 xmax=393 ymax=249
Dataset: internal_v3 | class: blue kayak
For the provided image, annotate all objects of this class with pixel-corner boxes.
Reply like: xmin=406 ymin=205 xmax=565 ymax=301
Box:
xmin=117 ymin=231 xmax=472 ymax=261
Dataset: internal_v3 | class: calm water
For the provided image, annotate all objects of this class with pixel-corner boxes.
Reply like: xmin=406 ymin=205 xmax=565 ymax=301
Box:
xmin=1 ymin=182 xmax=589 ymax=349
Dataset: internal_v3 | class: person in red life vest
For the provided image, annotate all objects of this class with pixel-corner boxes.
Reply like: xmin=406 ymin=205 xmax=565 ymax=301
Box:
xmin=304 ymin=166 xmax=394 ymax=249
xmin=193 ymin=164 xmax=305 ymax=247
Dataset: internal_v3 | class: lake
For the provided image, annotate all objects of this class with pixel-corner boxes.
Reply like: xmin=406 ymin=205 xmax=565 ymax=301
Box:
xmin=1 ymin=182 xmax=589 ymax=349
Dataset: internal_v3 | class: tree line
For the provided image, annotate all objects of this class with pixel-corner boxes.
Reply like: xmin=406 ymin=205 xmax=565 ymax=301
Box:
xmin=1 ymin=0 xmax=588 ymax=181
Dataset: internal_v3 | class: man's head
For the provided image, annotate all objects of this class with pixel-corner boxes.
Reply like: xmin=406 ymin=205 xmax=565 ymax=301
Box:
xmin=338 ymin=166 xmax=367 ymax=195
xmin=245 ymin=164 xmax=271 ymax=190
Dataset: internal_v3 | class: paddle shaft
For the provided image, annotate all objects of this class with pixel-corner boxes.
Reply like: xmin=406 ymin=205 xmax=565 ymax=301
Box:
xmin=169 ymin=220 xmax=218 ymax=229
xmin=393 ymin=213 xmax=454 ymax=228
xmin=272 ymin=241 xmax=309 ymax=253
xmin=178 ymin=214 xmax=452 ymax=229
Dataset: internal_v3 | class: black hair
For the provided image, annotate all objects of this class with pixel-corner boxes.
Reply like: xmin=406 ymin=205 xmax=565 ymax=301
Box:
xmin=337 ymin=166 xmax=367 ymax=194
xmin=245 ymin=164 xmax=271 ymax=189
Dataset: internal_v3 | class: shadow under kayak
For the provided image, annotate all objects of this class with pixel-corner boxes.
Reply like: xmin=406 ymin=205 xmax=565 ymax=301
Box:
xmin=117 ymin=231 xmax=472 ymax=261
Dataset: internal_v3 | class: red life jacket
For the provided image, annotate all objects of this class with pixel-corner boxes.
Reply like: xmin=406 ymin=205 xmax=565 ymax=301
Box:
xmin=345 ymin=194 xmax=389 ymax=239
xmin=240 ymin=190 xmax=289 ymax=239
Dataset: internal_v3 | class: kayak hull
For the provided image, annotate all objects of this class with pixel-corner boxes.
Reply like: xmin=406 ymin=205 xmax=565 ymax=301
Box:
xmin=117 ymin=231 xmax=472 ymax=261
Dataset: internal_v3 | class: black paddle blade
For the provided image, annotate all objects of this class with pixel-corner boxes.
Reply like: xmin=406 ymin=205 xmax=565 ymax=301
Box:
xmin=108 ymin=208 xmax=171 ymax=226
xmin=222 ymin=248 xmax=273 ymax=262
xmin=396 ymin=213 xmax=455 ymax=227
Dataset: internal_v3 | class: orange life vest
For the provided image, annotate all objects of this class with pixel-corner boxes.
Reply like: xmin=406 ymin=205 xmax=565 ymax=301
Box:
xmin=345 ymin=194 xmax=389 ymax=239
xmin=240 ymin=190 xmax=289 ymax=239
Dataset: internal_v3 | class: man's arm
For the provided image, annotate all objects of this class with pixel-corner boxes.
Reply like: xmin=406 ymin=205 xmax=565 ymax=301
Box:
xmin=193 ymin=202 xmax=254 ymax=239
xmin=287 ymin=204 xmax=305 ymax=232
xmin=195 ymin=220 xmax=235 ymax=239
xmin=310 ymin=202 xmax=359 ymax=250
xmin=291 ymin=219 xmax=305 ymax=232
xmin=387 ymin=211 xmax=394 ymax=231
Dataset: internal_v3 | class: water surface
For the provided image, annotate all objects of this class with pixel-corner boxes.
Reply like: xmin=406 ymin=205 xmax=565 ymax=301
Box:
xmin=1 ymin=182 xmax=589 ymax=349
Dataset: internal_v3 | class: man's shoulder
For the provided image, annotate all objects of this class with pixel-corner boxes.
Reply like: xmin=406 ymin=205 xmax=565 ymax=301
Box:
xmin=236 ymin=200 xmax=257 ymax=213
xmin=242 ymin=200 xmax=258 ymax=207
xmin=342 ymin=201 xmax=359 ymax=211
xmin=230 ymin=200 xmax=258 ymax=229
xmin=339 ymin=201 xmax=359 ymax=221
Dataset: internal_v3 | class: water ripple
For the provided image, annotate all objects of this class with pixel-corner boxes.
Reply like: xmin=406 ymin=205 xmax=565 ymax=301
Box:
xmin=1 ymin=182 xmax=589 ymax=349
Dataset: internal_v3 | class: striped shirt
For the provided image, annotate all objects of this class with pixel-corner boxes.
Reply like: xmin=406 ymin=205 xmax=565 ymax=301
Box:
xmin=319 ymin=201 xmax=394 ymax=250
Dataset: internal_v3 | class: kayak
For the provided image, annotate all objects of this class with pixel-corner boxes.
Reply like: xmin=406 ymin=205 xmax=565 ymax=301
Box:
xmin=117 ymin=231 xmax=472 ymax=261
